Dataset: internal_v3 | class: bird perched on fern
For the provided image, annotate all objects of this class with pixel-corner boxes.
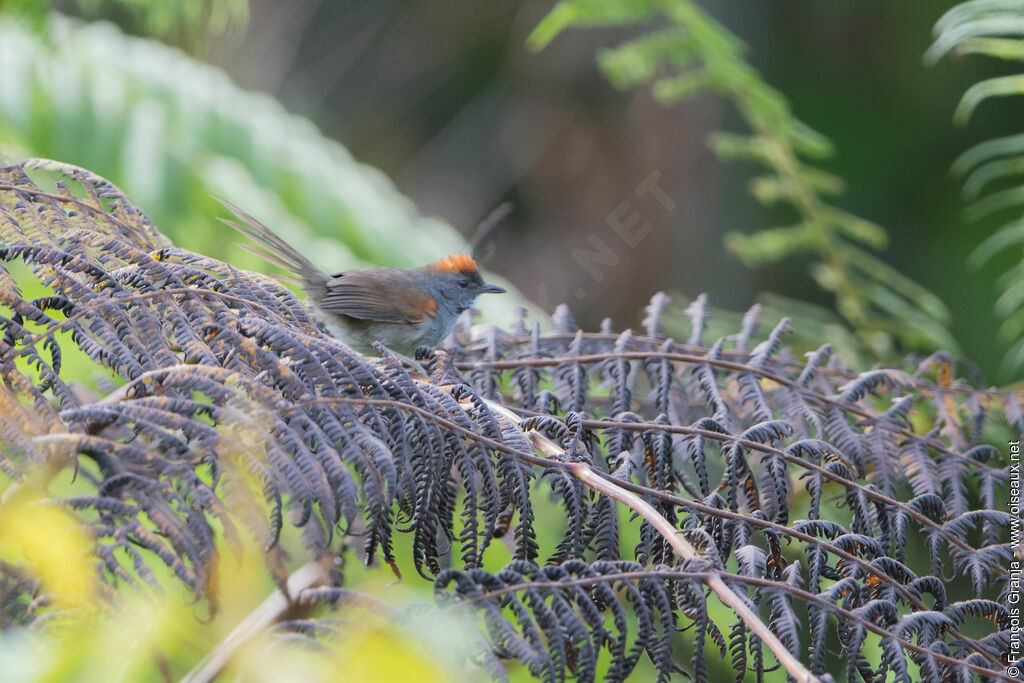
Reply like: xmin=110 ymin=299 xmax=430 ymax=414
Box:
xmin=218 ymin=199 xmax=505 ymax=356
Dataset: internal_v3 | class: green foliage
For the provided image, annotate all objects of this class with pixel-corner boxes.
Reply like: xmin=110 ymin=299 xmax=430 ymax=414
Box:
xmin=929 ymin=0 xmax=1024 ymax=376
xmin=1 ymin=0 xmax=248 ymax=46
xmin=528 ymin=0 xmax=957 ymax=358
xmin=0 ymin=13 xmax=524 ymax=324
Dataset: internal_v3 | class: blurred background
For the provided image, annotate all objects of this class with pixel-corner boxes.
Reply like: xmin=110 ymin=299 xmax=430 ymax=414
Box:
xmin=1 ymin=0 xmax=1019 ymax=382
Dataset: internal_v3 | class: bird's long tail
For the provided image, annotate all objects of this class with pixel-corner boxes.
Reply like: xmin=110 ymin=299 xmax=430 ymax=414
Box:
xmin=215 ymin=198 xmax=329 ymax=290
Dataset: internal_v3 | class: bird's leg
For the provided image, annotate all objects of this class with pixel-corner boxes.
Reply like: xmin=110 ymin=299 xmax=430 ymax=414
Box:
xmin=393 ymin=350 xmax=429 ymax=378
xmin=369 ymin=342 xmax=429 ymax=378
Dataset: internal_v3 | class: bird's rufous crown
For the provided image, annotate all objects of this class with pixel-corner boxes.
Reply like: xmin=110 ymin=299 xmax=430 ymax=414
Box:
xmin=429 ymin=254 xmax=478 ymax=275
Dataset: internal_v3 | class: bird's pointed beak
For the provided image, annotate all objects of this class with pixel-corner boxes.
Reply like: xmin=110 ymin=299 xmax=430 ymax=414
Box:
xmin=481 ymin=283 xmax=506 ymax=294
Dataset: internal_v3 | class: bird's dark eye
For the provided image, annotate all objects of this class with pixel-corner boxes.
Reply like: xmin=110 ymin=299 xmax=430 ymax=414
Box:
xmin=458 ymin=281 xmax=468 ymax=289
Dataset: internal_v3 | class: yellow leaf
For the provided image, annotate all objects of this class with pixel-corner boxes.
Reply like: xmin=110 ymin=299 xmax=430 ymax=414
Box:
xmin=0 ymin=491 xmax=96 ymax=611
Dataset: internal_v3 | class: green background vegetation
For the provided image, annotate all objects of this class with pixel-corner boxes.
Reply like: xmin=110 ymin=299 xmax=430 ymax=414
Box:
xmin=3 ymin=0 xmax=1021 ymax=382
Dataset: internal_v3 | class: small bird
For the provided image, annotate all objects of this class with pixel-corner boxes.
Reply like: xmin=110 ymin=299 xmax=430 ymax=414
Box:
xmin=217 ymin=200 xmax=506 ymax=356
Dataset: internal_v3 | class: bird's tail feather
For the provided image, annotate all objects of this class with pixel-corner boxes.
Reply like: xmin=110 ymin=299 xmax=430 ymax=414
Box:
xmin=215 ymin=198 xmax=329 ymax=287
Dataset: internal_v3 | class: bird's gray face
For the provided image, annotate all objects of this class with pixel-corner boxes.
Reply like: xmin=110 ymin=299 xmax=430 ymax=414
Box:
xmin=437 ymin=271 xmax=506 ymax=314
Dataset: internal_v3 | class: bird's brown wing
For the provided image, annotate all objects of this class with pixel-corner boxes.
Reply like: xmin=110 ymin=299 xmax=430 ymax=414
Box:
xmin=319 ymin=270 xmax=438 ymax=324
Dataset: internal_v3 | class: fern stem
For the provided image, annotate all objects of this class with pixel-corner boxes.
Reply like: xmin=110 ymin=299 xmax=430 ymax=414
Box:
xmin=447 ymin=392 xmax=1002 ymax=668
xmin=477 ymin=395 xmax=820 ymax=681
xmin=460 ymin=348 xmax=1013 ymax=474
xmin=181 ymin=562 xmax=327 ymax=683
xmin=289 ymin=387 xmax=1011 ymax=581
xmin=458 ymin=339 xmax=1020 ymax=398
xmin=444 ymin=568 xmax=1014 ymax=681
xmin=570 ymin=462 xmax=822 ymax=683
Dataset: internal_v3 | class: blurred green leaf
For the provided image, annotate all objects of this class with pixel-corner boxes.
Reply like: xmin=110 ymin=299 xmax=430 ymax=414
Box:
xmin=1 ymin=0 xmax=248 ymax=46
xmin=827 ymin=208 xmax=889 ymax=250
xmin=533 ymin=0 xmax=954 ymax=358
xmin=597 ymin=30 xmax=692 ymax=89
xmin=0 ymin=14 xmax=530 ymax=325
xmin=527 ymin=0 xmax=659 ymax=52
xmin=969 ymin=219 xmax=1024 ymax=267
xmin=932 ymin=2 xmax=1024 ymax=376
xmin=956 ymin=36 xmax=1024 ymax=60
xmin=963 ymin=185 xmax=1024 ymax=222
xmin=651 ymin=70 xmax=714 ymax=103
xmin=841 ymin=245 xmax=952 ymax=324
xmin=725 ymin=224 xmax=817 ymax=266
xmin=997 ymin=299 xmax=1024 ymax=343
xmin=962 ymin=155 xmax=1024 ymax=198
xmin=952 ymin=132 xmax=1024 ymax=177
xmin=925 ymin=4 xmax=1024 ymax=65
xmin=954 ymin=74 xmax=1024 ymax=125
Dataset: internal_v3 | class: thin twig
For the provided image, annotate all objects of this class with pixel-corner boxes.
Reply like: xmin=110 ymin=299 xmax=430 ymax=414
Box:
xmin=458 ymin=329 xmax=1022 ymax=397
xmin=181 ymin=562 xmax=327 ymax=683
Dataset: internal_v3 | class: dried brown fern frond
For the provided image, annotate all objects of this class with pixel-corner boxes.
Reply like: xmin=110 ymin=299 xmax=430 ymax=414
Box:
xmin=0 ymin=159 xmax=1019 ymax=682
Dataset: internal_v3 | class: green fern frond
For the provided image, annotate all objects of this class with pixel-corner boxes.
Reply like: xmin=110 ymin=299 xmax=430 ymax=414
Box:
xmin=530 ymin=0 xmax=954 ymax=358
xmin=0 ymin=14 xmax=528 ymax=325
xmin=931 ymin=0 xmax=1024 ymax=376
